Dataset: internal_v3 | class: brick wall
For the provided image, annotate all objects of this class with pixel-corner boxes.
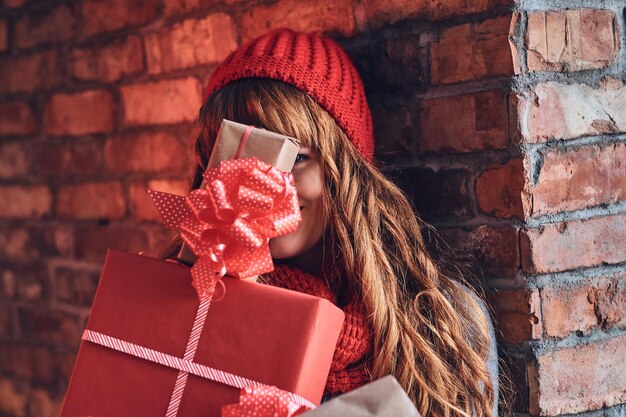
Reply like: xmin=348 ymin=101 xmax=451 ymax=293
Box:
xmin=0 ymin=1 xmax=624 ymax=417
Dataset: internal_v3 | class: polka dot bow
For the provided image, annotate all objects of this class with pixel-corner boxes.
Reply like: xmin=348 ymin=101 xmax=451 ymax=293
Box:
xmin=148 ymin=158 xmax=301 ymax=299
xmin=221 ymin=386 xmax=312 ymax=417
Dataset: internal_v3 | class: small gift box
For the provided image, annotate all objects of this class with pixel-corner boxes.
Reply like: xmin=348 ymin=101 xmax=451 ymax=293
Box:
xmin=59 ymin=250 xmax=345 ymax=417
xmin=301 ymin=376 xmax=421 ymax=417
xmin=178 ymin=119 xmax=300 ymax=265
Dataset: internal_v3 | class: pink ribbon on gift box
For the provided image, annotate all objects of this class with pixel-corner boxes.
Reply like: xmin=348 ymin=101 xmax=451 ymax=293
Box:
xmin=81 ymin=129 xmax=308 ymax=417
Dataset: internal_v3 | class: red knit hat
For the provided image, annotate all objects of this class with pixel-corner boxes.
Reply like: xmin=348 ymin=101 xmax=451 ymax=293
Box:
xmin=205 ymin=28 xmax=374 ymax=161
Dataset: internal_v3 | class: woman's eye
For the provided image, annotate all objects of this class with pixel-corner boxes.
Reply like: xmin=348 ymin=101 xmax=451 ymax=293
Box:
xmin=295 ymin=153 xmax=309 ymax=164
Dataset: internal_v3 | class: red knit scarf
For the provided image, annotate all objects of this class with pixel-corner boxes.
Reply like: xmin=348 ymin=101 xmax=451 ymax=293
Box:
xmin=262 ymin=264 xmax=374 ymax=396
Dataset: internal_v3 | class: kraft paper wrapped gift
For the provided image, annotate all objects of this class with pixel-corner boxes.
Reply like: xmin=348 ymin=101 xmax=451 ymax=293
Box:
xmin=302 ymin=376 xmax=421 ymax=417
xmin=59 ymin=250 xmax=345 ymax=417
xmin=177 ymin=118 xmax=300 ymax=265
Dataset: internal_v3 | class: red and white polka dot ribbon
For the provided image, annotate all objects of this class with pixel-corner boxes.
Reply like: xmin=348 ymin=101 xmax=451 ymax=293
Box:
xmin=222 ymin=385 xmax=313 ymax=417
xmin=148 ymin=157 xmax=301 ymax=299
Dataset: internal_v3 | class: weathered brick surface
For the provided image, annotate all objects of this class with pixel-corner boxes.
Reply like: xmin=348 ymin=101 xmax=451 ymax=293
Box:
xmin=361 ymin=0 xmax=512 ymax=27
xmin=0 ymin=306 xmax=12 ymax=337
xmin=17 ymin=307 xmax=82 ymax=348
xmin=1 ymin=139 xmax=25 ymax=179
xmin=73 ymin=224 xmax=171 ymax=263
xmin=0 ymin=378 xmax=28 ymax=417
xmin=530 ymin=336 xmax=626 ymax=415
xmin=121 ymin=78 xmax=202 ymax=126
xmin=53 ymin=265 xmax=101 ymax=307
xmin=3 ymin=0 xmax=25 ymax=8
xmin=419 ymin=90 xmax=509 ymax=154
xmin=0 ymin=185 xmax=51 ymax=219
xmin=27 ymin=388 xmax=62 ymax=417
xmin=32 ymin=140 xmax=103 ymax=180
xmin=0 ymin=225 xmax=73 ymax=260
xmin=70 ymin=35 xmax=144 ymax=82
xmin=44 ymin=90 xmax=115 ymax=136
xmin=476 ymin=158 xmax=525 ymax=219
xmin=491 ymin=288 xmax=542 ymax=343
xmin=0 ymin=344 xmax=58 ymax=384
xmin=130 ymin=179 xmax=189 ymax=222
xmin=56 ymin=182 xmax=126 ymax=220
xmin=521 ymin=214 xmax=626 ymax=274
xmin=540 ymin=275 xmax=626 ymax=338
xmin=241 ymin=0 xmax=355 ymax=42
xmin=390 ymin=167 xmax=473 ymax=221
xmin=145 ymin=13 xmax=237 ymax=74
xmin=0 ymin=261 xmax=49 ymax=301
xmin=526 ymin=9 xmax=620 ymax=73
xmin=438 ymin=225 xmax=520 ymax=277
xmin=81 ymin=0 xmax=161 ymax=36
xmin=0 ymin=101 xmax=37 ymax=136
xmin=430 ymin=16 xmax=514 ymax=85
xmin=0 ymin=50 xmax=61 ymax=94
xmin=0 ymin=142 xmax=29 ymax=179
xmin=14 ymin=3 xmax=77 ymax=49
xmin=519 ymin=80 xmax=626 ymax=142
xmin=104 ymin=132 xmax=189 ymax=174
xmin=530 ymin=142 xmax=626 ymax=216
xmin=0 ymin=19 xmax=8 ymax=52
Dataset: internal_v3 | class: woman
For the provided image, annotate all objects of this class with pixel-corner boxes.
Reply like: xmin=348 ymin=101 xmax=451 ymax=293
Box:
xmin=181 ymin=28 xmax=499 ymax=417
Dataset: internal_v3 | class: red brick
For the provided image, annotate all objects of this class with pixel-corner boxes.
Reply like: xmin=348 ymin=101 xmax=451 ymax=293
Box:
xmin=81 ymin=0 xmax=161 ymax=36
xmin=241 ymin=0 xmax=355 ymax=42
xmin=14 ymin=3 xmax=76 ymax=49
xmin=527 ymin=9 xmax=620 ymax=73
xmin=530 ymin=336 xmax=626 ymax=415
xmin=0 ymin=101 xmax=37 ymax=136
xmin=361 ymin=0 xmax=512 ymax=28
xmin=146 ymin=13 xmax=237 ymax=74
xmin=430 ymin=16 xmax=514 ymax=85
xmin=531 ymin=143 xmax=626 ymax=216
xmin=0 ymin=344 xmax=58 ymax=384
xmin=27 ymin=388 xmax=61 ymax=417
xmin=419 ymin=90 xmax=509 ymax=153
xmin=0 ymin=142 xmax=29 ymax=179
xmin=56 ymin=181 xmax=126 ymax=220
xmin=390 ymin=167 xmax=473 ymax=220
xmin=3 ymin=0 xmax=26 ymax=8
xmin=53 ymin=265 xmax=101 ymax=306
xmin=521 ymin=214 xmax=626 ymax=274
xmin=130 ymin=179 xmax=189 ymax=222
xmin=0 ymin=50 xmax=61 ymax=94
xmin=70 ymin=35 xmax=144 ymax=82
xmin=32 ymin=140 xmax=102 ymax=180
xmin=0 ymin=378 xmax=28 ymax=417
xmin=73 ymin=224 xmax=171 ymax=263
xmin=0 ymin=270 xmax=16 ymax=300
xmin=163 ymin=0 xmax=248 ymax=16
xmin=0 ymin=261 xmax=49 ymax=301
xmin=541 ymin=275 xmax=626 ymax=338
xmin=104 ymin=131 xmax=189 ymax=174
xmin=0 ymin=185 xmax=51 ymax=219
xmin=0 ymin=19 xmax=7 ymax=52
xmin=0 ymin=224 xmax=73 ymax=260
xmin=438 ymin=226 xmax=520 ymax=277
xmin=121 ymin=78 xmax=201 ymax=126
xmin=490 ymin=288 xmax=542 ymax=343
xmin=44 ymin=90 xmax=115 ymax=136
xmin=476 ymin=158 xmax=525 ymax=219
xmin=0 ymin=306 xmax=12 ymax=337
xmin=518 ymin=81 xmax=626 ymax=142
xmin=17 ymin=307 xmax=82 ymax=348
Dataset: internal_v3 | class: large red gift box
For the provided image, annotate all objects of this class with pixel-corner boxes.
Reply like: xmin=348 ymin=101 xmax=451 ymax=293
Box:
xmin=60 ymin=250 xmax=345 ymax=417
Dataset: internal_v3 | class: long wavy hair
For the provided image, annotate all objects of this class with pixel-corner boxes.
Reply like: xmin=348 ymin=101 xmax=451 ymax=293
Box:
xmin=177 ymin=78 xmax=495 ymax=417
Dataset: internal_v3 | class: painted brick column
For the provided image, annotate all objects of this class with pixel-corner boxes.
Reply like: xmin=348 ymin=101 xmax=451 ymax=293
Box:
xmin=497 ymin=2 xmax=626 ymax=416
